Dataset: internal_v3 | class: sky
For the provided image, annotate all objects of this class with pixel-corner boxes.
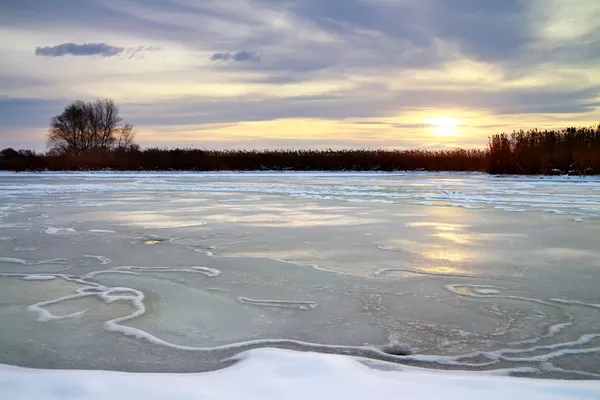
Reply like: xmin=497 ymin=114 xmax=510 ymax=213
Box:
xmin=1 ymin=0 xmax=599 ymax=151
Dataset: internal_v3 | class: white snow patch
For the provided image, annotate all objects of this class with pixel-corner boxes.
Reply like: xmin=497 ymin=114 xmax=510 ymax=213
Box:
xmin=377 ymin=245 xmax=399 ymax=252
xmin=21 ymin=275 xmax=57 ymax=281
xmin=0 ymin=348 xmax=599 ymax=400
xmin=495 ymin=206 xmax=526 ymax=212
xmin=83 ymin=255 xmax=112 ymax=265
xmin=44 ymin=227 xmax=76 ymax=235
xmin=473 ymin=288 xmax=501 ymax=295
xmin=13 ymin=247 xmax=40 ymax=252
xmin=191 ymin=267 xmax=222 ymax=277
xmin=551 ymin=298 xmax=600 ymax=310
xmin=88 ymin=229 xmax=116 ymax=234
xmin=446 ymin=203 xmax=485 ymax=209
xmin=0 ymin=257 xmax=67 ymax=266
xmin=0 ymin=257 xmax=28 ymax=265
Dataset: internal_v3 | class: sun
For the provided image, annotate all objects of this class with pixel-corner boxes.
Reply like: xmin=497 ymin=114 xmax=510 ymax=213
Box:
xmin=423 ymin=117 xmax=462 ymax=137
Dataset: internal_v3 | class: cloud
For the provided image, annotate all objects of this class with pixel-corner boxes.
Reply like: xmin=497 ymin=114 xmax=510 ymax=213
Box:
xmin=210 ymin=50 xmax=260 ymax=63
xmin=35 ymin=43 xmax=125 ymax=57
xmin=2 ymin=0 xmax=600 ymax=150
xmin=126 ymin=46 xmax=161 ymax=59
xmin=34 ymin=43 xmax=161 ymax=59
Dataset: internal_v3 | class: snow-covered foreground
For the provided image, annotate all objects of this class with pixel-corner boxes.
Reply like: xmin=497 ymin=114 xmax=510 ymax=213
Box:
xmin=2 ymin=348 xmax=599 ymax=400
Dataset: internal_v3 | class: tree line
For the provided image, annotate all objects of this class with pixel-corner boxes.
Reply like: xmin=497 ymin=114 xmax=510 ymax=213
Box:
xmin=0 ymin=98 xmax=598 ymax=174
xmin=488 ymin=126 xmax=600 ymax=175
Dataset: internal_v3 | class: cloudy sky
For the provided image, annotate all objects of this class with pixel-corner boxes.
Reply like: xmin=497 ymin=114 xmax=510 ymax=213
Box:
xmin=1 ymin=0 xmax=599 ymax=151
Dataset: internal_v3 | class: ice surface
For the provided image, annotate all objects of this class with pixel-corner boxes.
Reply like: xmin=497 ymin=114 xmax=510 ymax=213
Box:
xmin=1 ymin=349 xmax=599 ymax=400
xmin=1 ymin=172 xmax=599 ymax=380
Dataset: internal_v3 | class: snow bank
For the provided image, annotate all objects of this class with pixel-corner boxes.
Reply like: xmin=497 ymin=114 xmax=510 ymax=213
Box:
xmin=0 ymin=348 xmax=598 ymax=400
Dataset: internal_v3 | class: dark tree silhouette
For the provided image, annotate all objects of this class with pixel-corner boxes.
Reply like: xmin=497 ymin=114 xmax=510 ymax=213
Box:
xmin=47 ymin=99 xmax=136 ymax=155
xmin=488 ymin=125 xmax=600 ymax=174
xmin=0 ymin=148 xmax=19 ymax=160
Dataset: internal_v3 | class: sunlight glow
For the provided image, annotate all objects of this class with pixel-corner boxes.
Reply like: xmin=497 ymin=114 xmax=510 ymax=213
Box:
xmin=424 ymin=118 xmax=463 ymax=137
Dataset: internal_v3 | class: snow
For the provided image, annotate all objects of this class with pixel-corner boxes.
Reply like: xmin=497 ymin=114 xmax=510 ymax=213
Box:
xmin=0 ymin=348 xmax=598 ymax=400
xmin=83 ymin=255 xmax=112 ymax=265
xmin=21 ymin=275 xmax=57 ymax=281
xmin=473 ymin=288 xmax=501 ymax=295
xmin=0 ymin=257 xmax=67 ymax=266
xmin=44 ymin=227 xmax=76 ymax=235
xmin=88 ymin=229 xmax=116 ymax=234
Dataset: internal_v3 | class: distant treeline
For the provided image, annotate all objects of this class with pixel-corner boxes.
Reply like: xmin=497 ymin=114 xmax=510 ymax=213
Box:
xmin=1 ymin=125 xmax=599 ymax=174
xmin=488 ymin=126 xmax=600 ymax=175
xmin=0 ymin=148 xmax=487 ymax=172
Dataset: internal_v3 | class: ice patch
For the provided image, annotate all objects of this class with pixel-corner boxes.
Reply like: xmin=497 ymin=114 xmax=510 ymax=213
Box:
xmin=218 ymin=197 xmax=262 ymax=202
xmin=0 ymin=257 xmax=28 ymax=265
xmin=44 ymin=227 xmax=76 ymax=235
xmin=84 ymin=266 xmax=222 ymax=278
xmin=495 ymin=206 xmax=526 ymax=212
xmin=1 ymin=348 xmax=599 ymax=400
xmin=22 ymin=275 xmax=57 ymax=281
xmin=374 ymin=267 xmax=482 ymax=279
xmin=473 ymin=288 xmax=501 ymax=295
xmin=444 ymin=284 xmax=585 ymax=349
xmin=88 ymin=229 xmax=116 ymax=234
xmin=446 ymin=203 xmax=485 ymax=209
xmin=27 ymin=292 xmax=90 ymax=322
xmin=191 ymin=267 xmax=222 ymax=277
xmin=377 ymin=245 xmax=398 ymax=252
xmin=446 ymin=284 xmax=506 ymax=297
xmin=83 ymin=255 xmax=112 ymax=265
xmin=13 ymin=247 xmax=40 ymax=252
xmin=548 ymin=322 xmax=573 ymax=335
xmin=551 ymin=298 xmax=600 ymax=310
xmin=0 ymin=257 xmax=67 ymax=266
xmin=238 ymin=297 xmax=318 ymax=310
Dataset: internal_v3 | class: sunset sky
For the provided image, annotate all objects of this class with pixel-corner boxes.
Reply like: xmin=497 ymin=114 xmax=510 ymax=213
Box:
xmin=1 ymin=0 xmax=599 ymax=151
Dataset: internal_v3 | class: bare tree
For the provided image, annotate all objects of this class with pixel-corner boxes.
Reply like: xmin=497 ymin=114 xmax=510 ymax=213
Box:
xmin=47 ymin=99 xmax=135 ymax=155
xmin=116 ymin=123 xmax=136 ymax=150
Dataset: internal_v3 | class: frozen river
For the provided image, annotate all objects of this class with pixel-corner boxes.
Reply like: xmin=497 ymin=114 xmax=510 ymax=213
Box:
xmin=1 ymin=172 xmax=599 ymax=379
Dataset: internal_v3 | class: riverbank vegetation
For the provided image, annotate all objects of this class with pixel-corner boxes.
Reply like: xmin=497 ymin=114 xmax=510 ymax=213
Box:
xmin=1 ymin=99 xmax=598 ymax=175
